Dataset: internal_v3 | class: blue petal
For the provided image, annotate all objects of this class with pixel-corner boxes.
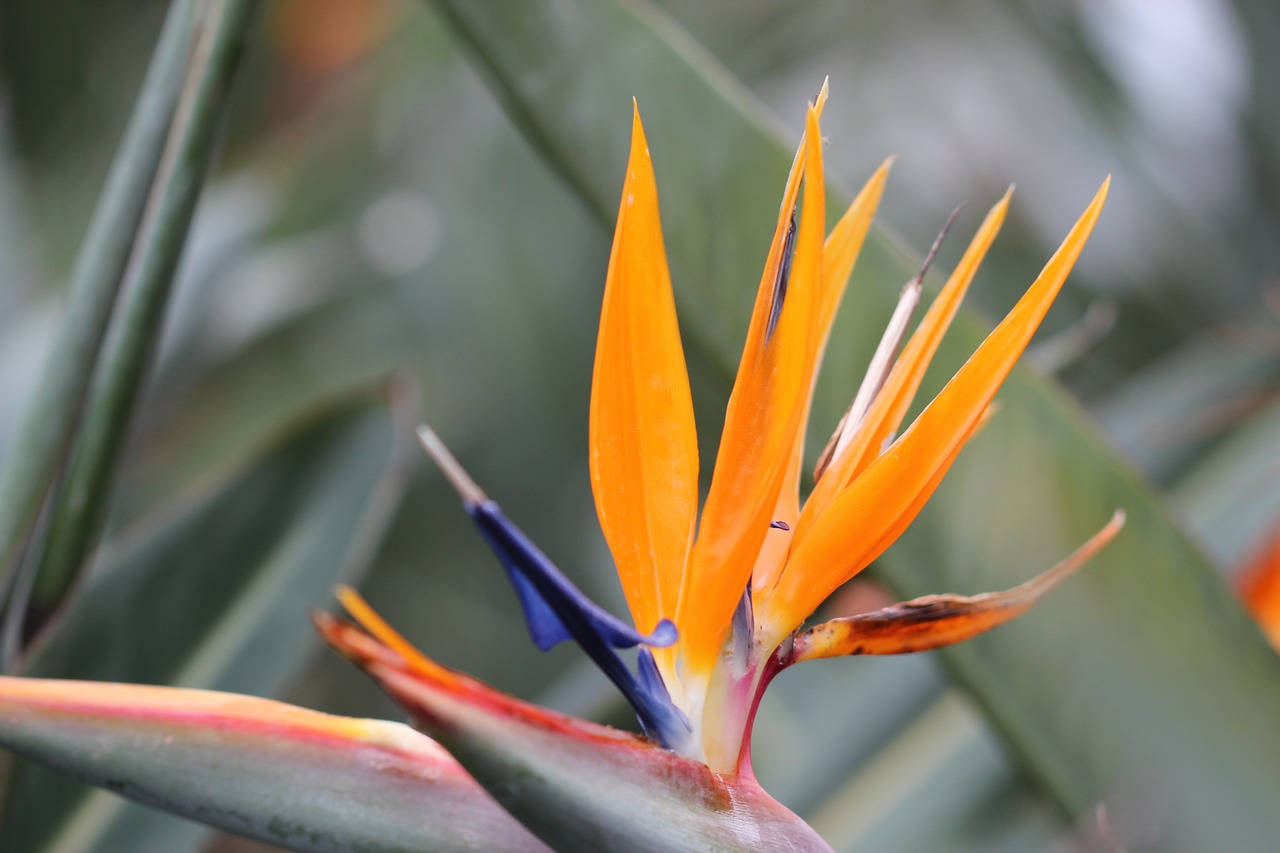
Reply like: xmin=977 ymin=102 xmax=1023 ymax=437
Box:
xmin=503 ymin=563 xmax=573 ymax=651
xmin=464 ymin=499 xmax=689 ymax=746
xmin=469 ymin=501 xmax=675 ymax=651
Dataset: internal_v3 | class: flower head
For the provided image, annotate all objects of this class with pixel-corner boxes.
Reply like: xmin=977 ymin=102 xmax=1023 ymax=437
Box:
xmin=345 ymin=84 xmax=1121 ymax=776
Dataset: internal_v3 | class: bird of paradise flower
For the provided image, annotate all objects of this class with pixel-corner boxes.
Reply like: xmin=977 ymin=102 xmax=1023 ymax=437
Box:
xmin=0 ymin=84 xmax=1123 ymax=852
xmin=320 ymin=81 xmax=1121 ymax=797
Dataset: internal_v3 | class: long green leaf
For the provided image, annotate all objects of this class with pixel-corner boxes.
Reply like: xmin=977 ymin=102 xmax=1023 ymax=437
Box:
xmin=3 ymin=392 xmax=408 ymax=852
xmin=422 ymin=1 xmax=1280 ymax=849
xmin=0 ymin=678 xmax=550 ymax=853
xmin=0 ymin=0 xmax=200 ymax=593
xmin=27 ymin=0 xmax=261 ymax=624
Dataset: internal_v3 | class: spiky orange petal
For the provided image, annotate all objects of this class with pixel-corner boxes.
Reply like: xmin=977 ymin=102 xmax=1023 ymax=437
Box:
xmin=589 ymin=104 xmax=700 ymax=637
xmin=795 ymin=189 xmax=1012 ymax=543
xmin=677 ymin=106 xmax=827 ymax=675
xmin=762 ymin=178 xmax=1109 ymax=639
xmin=753 ymin=158 xmax=894 ymax=592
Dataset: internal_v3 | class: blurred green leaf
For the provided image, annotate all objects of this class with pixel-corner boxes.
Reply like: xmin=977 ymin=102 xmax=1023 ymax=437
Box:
xmin=1094 ymin=323 xmax=1280 ymax=483
xmin=423 ymin=1 xmax=1280 ymax=849
xmin=1172 ymin=393 xmax=1280 ymax=573
xmin=28 ymin=0 xmax=263 ymax=626
xmin=3 ymin=391 xmax=409 ymax=852
xmin=109 ymin=286 xmax=413 ymax=526
xmin=0 ymin=677 xmax=550 ymax=853
xmin=749 ymin=658 xmax=1062 ymax=853
xmin=0 ymin=0 xmax=200 ymax=593
xmin=806 ymin=691 xmax=1056 ymax=853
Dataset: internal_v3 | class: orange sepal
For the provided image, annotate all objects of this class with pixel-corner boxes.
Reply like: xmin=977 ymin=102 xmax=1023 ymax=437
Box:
xmin=763 ymin=178 xmax=1109 ymax=638
xmin=677 ymin=105 xmax=827 ymax=675
xmin=590 ymin=103 xmax=699 ymax=636
xmin=798 ymin=189 xmax=1012 ymax=540
xmin=753 ymin=159 xmax=894 ymax=593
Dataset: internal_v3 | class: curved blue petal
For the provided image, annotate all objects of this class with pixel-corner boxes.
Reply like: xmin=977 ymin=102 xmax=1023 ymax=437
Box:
xmin=470 ymin=500 xmax=674 ymax=650
xmin=504 ymin=565 xmax=573 ymax=651
xmin=465 ymin=499 xmax=688 ymax=746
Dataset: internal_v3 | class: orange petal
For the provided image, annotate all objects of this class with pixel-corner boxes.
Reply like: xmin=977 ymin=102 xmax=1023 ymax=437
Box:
xmin=763 ymin=178 xmax=1109 ymax=638
xmin=589 ymin=104 xmax=699 ymax=636
xmin=791 ymin=510 xmax=1124 ymax=660
xmin=676 ymin=105 xmax=826 ymax=675
xmin=798 ymin=189 xmax=1012 ymax=542
xmin=752 ymin=158 xmax=893 ymax=592
xmin=1239 ymin=521 xmax=1280 ymax=650
xmin=337 ymin=585 xmax=460 ymax=684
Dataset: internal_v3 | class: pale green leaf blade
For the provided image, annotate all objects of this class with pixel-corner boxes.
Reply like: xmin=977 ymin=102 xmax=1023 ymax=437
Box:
xmin=0 ymin=677 xmax=549 ymax=853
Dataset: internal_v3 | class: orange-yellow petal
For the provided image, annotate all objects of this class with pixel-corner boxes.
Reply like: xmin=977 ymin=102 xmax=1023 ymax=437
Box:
xmin=795 ymin=189 xmax=1012 ymax=542
xmin=589 ymin=104 xmax=699 ymax=636
xmin=761 ymin=178 xmax=1109 ymax=639
xmin=752 ymin=158 xmax=893 ymax=592
xmin=676 ymin=106 xmax=827 ymax=675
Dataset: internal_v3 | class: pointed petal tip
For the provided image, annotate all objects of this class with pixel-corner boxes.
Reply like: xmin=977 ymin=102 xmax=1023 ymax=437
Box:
xmin=333 ymin=585 xmax=365 ymax=620
xmin=326 ymin=586 xmax=456 ymax=685
xmin=915 ymin=204 xmax=967 ymax=283
xmin=1020 ymin=508 xmax=1126 ymax=597
xmin=1091 ymin=176 xmax=1111 ymax=209
xmin=806 ymin=101 xmax=822 ymax=127
xmin=629 ymin=100 xmax=650 ymax=155
xmin=416 ymin=424 xmax=487 ymax=505
xmin=1106 ymin=507 xmax=1126 ymax=534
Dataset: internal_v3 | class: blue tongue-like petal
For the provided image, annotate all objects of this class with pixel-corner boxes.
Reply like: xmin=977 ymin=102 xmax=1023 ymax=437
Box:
xmin=415 ymin=424 xmax=687 ymax=747
xmin=467 ymin=500 xmax=687 ymax=745
xmin=501 ymin=562 xmax=573 ymax=651
xmin=471 ymin=500 xmax=676 ymax=651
